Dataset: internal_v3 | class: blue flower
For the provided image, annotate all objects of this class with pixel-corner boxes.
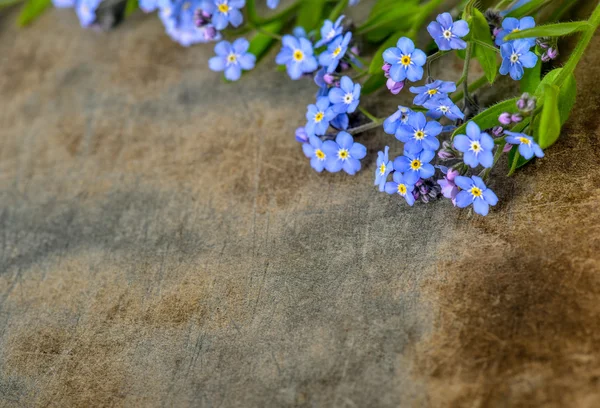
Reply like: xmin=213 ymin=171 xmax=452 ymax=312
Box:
xmin=295 ymin=127 xmax=308 ymax=143
xmin=382 ymin=37 xmax=426 ymax=83
xmin=328 ymin=76 xmax=361 ymax=114
xmin=495 ymin=16 xmax=536 ymax=46
xmin=319 ymin=32 xmax=352 ymax=73
xmin=321 ymin=132 xmax=367 ymax=175
xmin=504 ymin=131 xmax=544 ymax=159
xmin=454 ymin=176 xmax=498 ymax=216
xmin=383 ymin=106 xmax=414 ymax=135
xmin=302 ymin=135 xmax=333 ymax=173
xmin=52 ymin=0 xmax=75 ymax=8
xmin=201 ymin=0 xmax=244 ymax=30
xmin=409 ymin=80 xmax=456 ymax=106
xmin=499 ymin=39 xmax=538 ymax=80
xmin=427 ymin=12 xmax=469 ymax=51
xmin=423 ymin=96 xmax=465 ymax=121
xmin=393 ymin=150 xmax=435 ymax=185
xmin=395 ymin=112 xmax=442 ymax=154
xmin=305 ymin=96 xmax=336 ymax=136
xmin=76 ymin=0 xmax=101 ymax=27
xmin=384 ymin=172 xmax=416 ymax=206
xmin=453 ymin=121 xmax=495 ymax=168
xmin=276 ymin=35 xmax=318 ymax=80
xmin=331 ymin=113 xmax=349 ymax=130
xmin=159 ymin=0 xmax=220 ymax=46
xmin=267 ymin=0 xmax=279 ymax=9
xmin=375 ymin=146 xmax=393 ymax=192
xmin=208 ymin=38 xmax=255 ymax=81
xmin=315 ymin=15 xmax=345 ymax=48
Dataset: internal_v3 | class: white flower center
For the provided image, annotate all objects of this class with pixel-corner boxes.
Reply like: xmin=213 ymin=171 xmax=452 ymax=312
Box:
xmin=343 ymin=93 xmax=353 ymax=104
xmin=439 ymin=105 xmax=449 ymax=113
xmin=226 ymin=53 xmax=237 ymax=64
xmin=470 ymin=140 xmax=482 ymax=154
xmin=443 ymin=29 xmax=452 ymax=39
xmin=510 ymin=53 xmax=519 ymax=63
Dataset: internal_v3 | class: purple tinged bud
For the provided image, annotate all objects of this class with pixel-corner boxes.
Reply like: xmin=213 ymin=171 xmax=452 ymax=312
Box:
xmin=536 ymin=39 xmax=550 ymax=49
xmin=503 ymin=143 xmax=513 ymax=153
xmin=511 ymin=114 xmax=523 ymax=123
xmin=419 ymin=184 xmax=429 ymax=195
xmin=203 ymin=26 xmax=218 ymax=41
xmin=438 ymin=150 xmax=454 ymax=160
xmin=421 ymin=194 xmax=430 ymax=203
xmin=499 ymin=112 xmax=512 ymax=125
xmin=351 ymin=46 xmax=360 ymax=56
xmin=493 ymin=27 xmax=501 ymax=37
xmin=323 ymin=73 xmax=335 ymax=85
xmin=492 ymin=126 xmax=504 ymax=137
xmin=386 ymin=78 xmax=404 ymax=95
xmin=517 ymin=98 xmax=526 ymax=110
xmin=382 ymin=62 xmax=391 ymax=75
xmin=517 ymin=92 xmax=536 ymax=113
xmin=295 ymin=127 xmax=308 ymax=143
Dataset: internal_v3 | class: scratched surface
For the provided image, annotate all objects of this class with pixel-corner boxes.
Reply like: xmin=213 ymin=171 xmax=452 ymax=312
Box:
xmin=1 ymin=5 xmax=600 ymax=408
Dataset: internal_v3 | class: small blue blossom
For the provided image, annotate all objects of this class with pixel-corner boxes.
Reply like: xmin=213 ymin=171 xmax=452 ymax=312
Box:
xmin=454 ymin=176 xmax=498 ymax=216
xmin=382 ymin=37 xmax=426 ymax=83
xmin=427 ymin=12 xmax=469 ymax=51
xmin=76 ymin=0 xmax=101 ymax=27
xmin=331 ymin=113 xmax=349 ymax=130
xmin=383 ymin=106 xmax=414 ymax=136
xmin=384 ymin=172 xmax=416 ymax=206
xmin=315 ymin=15 xmax=345 ymax=48
xmin=349 ymin=0 xmax=359 ymax=4
xmin=504 ymin=131 xmax=544 ymax=159
xmin=495 ymin=16 xmax=536 ymax=46
xmin=293 ymin=26 xmax=308 ymax=38
xmin=305 ymin=96 xmax=336 ymax=137
xmin=201 ymin=0 xmax=245 ymax=30
xmin=453 ymin=121 xmax=495 ymax=168
xmin=208 ymin=38 xmax=255 ymax=81
xmin=328 ymin=76 xmax=361 ymax=114
xmin=295 ymin=127 xmax=308 ymax=143
xmin=276 ymin=35 xmax=318 ymax=80
xmin=393 ymin=150 xmax=436 ymax=185
xmin=409 ymin=80 xmax=456 ymax=106
xmin=423 ymin=96 xmax=465 ymax=121
xmin=375 ymin=146 xmax=393 ymax=192
xmin=499 ymin=39 xmax=538 ymax=80
xmin=302 ymin=135 xmax=332 ymax=173
xmin=319 ymin=32 xmax=352 ymax=73
xmin=395 ymin=112 xmax=442 ymax=154
xmin=322 ymin=132 xmax=367 ymax=175
xmin=267 ymin=0 xmax=279 ymax=9
xmin=159 ymin=0 xmax=220 ymax=46
xmin=52 ymin=0 xmax=75 ymax=8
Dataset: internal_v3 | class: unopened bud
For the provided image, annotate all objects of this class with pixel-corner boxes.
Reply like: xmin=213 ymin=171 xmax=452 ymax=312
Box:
xmin=499 ymin=112 xmax=512 ymax=125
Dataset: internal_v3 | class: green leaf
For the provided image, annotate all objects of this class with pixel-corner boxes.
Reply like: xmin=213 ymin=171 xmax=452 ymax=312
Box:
xmin=17 ymin=0 xmax=50 ymax=26
xmin=361 ymin=73 xmax=386 ymax=95
xmin=248 ymin=20 xmax=284 ymax=63
xmin=520 ymin=57 xmax=541 ymax=94
xmin=504 ymin=21 xmax=591 ymax=41
xmin=296 ymin=0 xmax=326 ymax=31
xmin=506 ymin=0 xmax=549 ymax=18
xmin=535 ymin=68 xmax=577 ymax=125
xmin=124 ymin=0 xmax=138 ymax=17
xmin=357 ymin=1 xmax=419 ymax=35
xmin=536 ymin=84 xmax=561 ymax=149
xmin=467 ymin=9 xmax=498 ymax=83
xmin=452 ymin=98 xmax=518 ymax=139
xmin=0 ymin=0 xmax=23 ymax=9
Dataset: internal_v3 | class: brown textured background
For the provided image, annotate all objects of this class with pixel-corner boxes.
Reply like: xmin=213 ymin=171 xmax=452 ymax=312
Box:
xmin=1 ymin=4 xmax=600 ymax=407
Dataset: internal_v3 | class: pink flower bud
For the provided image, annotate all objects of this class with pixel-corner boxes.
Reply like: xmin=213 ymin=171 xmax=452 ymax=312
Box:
xmin=503 ymin=143 xmax=513 ymax=153
xmin=511 ymin=114 xmax=522 ymax=123
xmin=498 ymin=112 xmax=512 ymax=125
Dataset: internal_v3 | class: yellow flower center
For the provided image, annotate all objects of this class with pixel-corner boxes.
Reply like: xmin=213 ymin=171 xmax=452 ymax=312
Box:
xmin=379 ymin=163 xmax=386 ymax=175
xmin=314 ymin=112 xmax=324 ymax=123
xmin=218 ymin=3 xmax=229 ymax=13
xmin=470 ymin=140 xmax=482 ymax=153
xmin=414 ymin=130 xmax=425 ymax=140
xmin=427 ymin=89 xmax=438 ymax=96
xmin=332 ymin=46 xmax=342 ymax=57
xmin=519 ymin=137 xmax=531 ymax=145
xmin=400 ymin=55 xmax=411 ymax=66
xmin=512 ymin=28 xmax=520 ymax=33
xmin=315 ymin=149 xmax=325 ymax=160
xmin=227 ymin=53 xmax=237 ymax=63
xmin=398 ymin=184 xmax=407 ymax=195
xmin=293 ymin=50 xmax=304 ymax=62
xmin=338 ymin=149 xmax=349 ymax=160
xmin=470 ymin=186 xmax=483 ymax=198
xmin=410 ymin=159 xmax=422 ymax=170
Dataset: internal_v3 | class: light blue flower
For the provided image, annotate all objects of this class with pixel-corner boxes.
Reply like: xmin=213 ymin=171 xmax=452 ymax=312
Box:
xmin=302 ymin=135 xmax=331 ymax=173
xmin=375 ymin=146 xmax=393 ymax=192
xmin=499 ymin=39 xmax=538 ymax=80
xmin=315 ymin=15 xmax=345 ymax=48
xmin=384 ymin=172 xmax=416 ymax=206
xmin=328 ymin=76 xmax=361 ymax=114
xmin=455 ymin=176 xmax=498 ymax=216
xmin=504 ymin=132 xmax=544 ymax=159
xmin=159 ymin=0 xmax=220 ymax=46
xmin=427 ymin=12 xmax=469 ymax=51
xmin=453 ymin=121 xmax=494 ymax=168
xmin=276 ymin=35 xmax=319 ymax=80
xmin=319 ymin=32 xmax=352 ymax=73
xmin=382 ymin=37 xmax=426 ymax=83
xmin=383 ymin=106 xmax=414 ymax=135
xmin=409 ymin=80 xmax=456 ymax=106
xmin=305 ymin=96 xmax=336 ymax=136
xmin=393 ymin=150 xmax=436 ymax=185
xmin=267 ymin=0 xmax=279 ymax=9
xmin=495 ymin=16 xmax=536 ymax=46
xmin=201 ymin=0 xmax=245 ymax=30
xmin=321 ymin=132 xmax=367 ymax=175
xmin=209 ymin=38 xmax=255 ymax=81
xmin=52 ymin=0 xmax=75 ymax=8
xmin=423 ymin=96 xmax=465 ymax=121
xmin=76 ymin=0 xmax=101 ymax=27
xmin=395 ymin=112 xmax=442 ymax=154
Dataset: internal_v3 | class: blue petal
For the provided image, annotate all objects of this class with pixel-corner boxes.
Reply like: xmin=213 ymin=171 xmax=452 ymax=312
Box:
xmin=419 ymin=163 xmax=435 ymax=179
xmin=385 ymin=182 xmax=398 ymax=195
xmin=383 ymin=47 xmax=402 ymax=64
xmin=424 ymin=120 xmax=442 ymax=136
xmin=275 ymin=48 xmax=292 ymax=65
xmin=325 ymin=156 xmax=343 ymax=172
xmin=310 ymin=157 xmax=325 ymax=172
xmin=328 ymin=87 xmax=345 ymax=104
xmin=395 ymin=125 xmax=413 ymax=142
xmin=389 ymin=64 xmax=407 ymax=82
xmin=463 ymin=151 xmax=479 ymax=168
xmin=455 ymin=191 xmax=473 ymax=208
xmin=519 ymin=16 xmax=536 ymax=30
xmin=471 ymin=176 xmax=486 ymax=190
xmin=282 ymin=35 xmax=299 ymax=50
xmin=436 ymin=12 xmax=453 ymax=29
xmin=466 ymin=121 xmax=481 ymax=140
xmin=212 ymin=13 xmax=229 ymax=30
xmin=350 ymin=142 xmax=366 ymax=159
xmin=336 ymin=131 xmax=353 ymax=149
xmin=343 ymin=158 xmax=361 ymax=175
xmin=483 ymin=189 xmax=498 ymax=206
xmin=404 ymin=192 xmax=415 ymax=206
xmin=419 ymin=149 xmax=435 ymax=163
xmin=509 ymin=63 xmax=524 ymax=80
xmin=228 ymin=8 xmax=243 ymax=27
xmin=499 ymin=58 xmax=511 ymax=75
xmin=299 ymin=38 xmax=314 ymax=55
xmin=454 ymin=176 xmax=473 ymax=191
xmin=393 ymin=156 xmax=411 ymax=172
xmin=480 ymin=133 xmax=494 ymax=150
xmin=519 ymin=143 xmax=534 ymax=159
xmin=502 ymin=17 xmax=519 ymax=31
xmin=519 ymin=51 xmax=538 ymax=68
xmin=287 ymin=62 xmax=303 ymax=79
xmin=406 ymin=65 xmax=424 ymax=82
xmin=340 ymin=76 xmax=353 ymax=92
xmin=473 ymin=198 xmax=489 ymax=216
xmin=302 ymin=56 xmax=318 ymax=73
xmin=427 ymin=21 xmax=443 ymax=39
xmin=479 ymin=151 xmax=494 ymax=168
xmin=208 ymin=56 xmax=225 ymax=72
xmin=302 ymin=143 xmax=315 ymax=158
xmin=215 ymin=41 xmax=231 ymax=56
xmin=452 ymin=19 xmax=469 ymax=37
xmin=396 ymin=37 xmax=415 ymax=55
xmin=224 ymin=64 xmax=242 ymax=81
xmin=453 ymin=134 xmax=470 ymax=152
xmin=410 ymin=49 xmax=427 ymax=66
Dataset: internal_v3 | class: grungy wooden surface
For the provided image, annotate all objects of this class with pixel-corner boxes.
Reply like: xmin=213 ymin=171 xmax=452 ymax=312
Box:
xmin=1 ymin=6 xmax=600 ymax=408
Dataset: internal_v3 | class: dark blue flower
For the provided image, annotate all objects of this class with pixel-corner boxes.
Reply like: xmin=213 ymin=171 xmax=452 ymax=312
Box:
xmin=328 ymin=76 xmax=361 ymax=114
xmin=383 ymin=106 xmax=414 ymax=135
xmin=427 ymin=12 xmax=469 ymax=51
xmin=201 ymin=0 xmax=244 ymax=30
xmin=266 ymin=0 xmax=279 ymax=9
xmin=499 ymin=39 xmax=538 ymax=80
xmin=504 ymin=131 xmax=544 ymax=159
xmin=393 ymin=150 xmax=435 ymax=185
xmin=423 ymin=96 xmax=465 ymax=121
xmin=208 ymin=38 xmax=255 ymax=81
xmin=276 ymin=35 xmax=318 ymax=80
xmin=302 ymin=135 xmax=330 ymax=173
xmin=382 ymin=37 xmax=427 ymax=83
xmin=409 ymin=80 xmax=456 ymax=106
xmin=322 ymin=132 xmax=367 ymax=175
xmin=395 ymin=112 xmax=442 ymax=154
xmin=495 ymin=16 xmax=536 ymax=46
xmin=384 ymin=171 xmax=416 ymax=206
xmin=375 ymin=146 xmax=393 ymax=192
xmin=305 ymin=96 xmax=336 ymax=136
xmin=454 ymin=176 xmax=498 ymax=216
xmin=315 ymin=15 xmax=345 ymax=48
xmin=319 ymin=32 xmax=352 ymax=73
xmin=453 ymin=121 xmax=494 ymax=168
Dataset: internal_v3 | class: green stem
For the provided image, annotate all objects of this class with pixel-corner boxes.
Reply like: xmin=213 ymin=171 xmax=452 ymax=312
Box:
xmin=507 ymin=149 xmax=520 ymax=176
xmin=347 ymin=119 xmax=383 ymax=136
xmin=250 ymin=24 xmax=283 ymax=40
xmin=482 ymin=141 xmax=505 ymax=180
xmin=451 ymin=74 xmax=488 ymax=103
xmin=328 ymin=0 xmax=348 ymax=20
xmin=359 ymin=107 xmax=381 ymax=123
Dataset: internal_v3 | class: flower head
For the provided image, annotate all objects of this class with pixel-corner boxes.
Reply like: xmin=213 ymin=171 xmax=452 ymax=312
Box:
xmin=52 ymin=0 xmax=75 ymax=8
xmin=437 ymin=167 xmax=460 ymax=204
xmin=295 ymin=127 xmax=308 ymax=143
xmin=328 ymin=76 xmax=361 ymax=114
xmin=504 ymin=131 xmax=544 ymax=159
xmin=499 ymin=39 xmax=538 ymax=80
xmin=384 ymin=172 xmax=416 ymax=206
xmin=315 ymin=15 xmax=345 ymax=48
xmin=305 ymin=96 xmax=336 ymax=136
xmin=276 ymin=35 xmax=318 ymax=80
xmin=453 ymin=121 xmax=495 ymax=168
xmin=393 ymin=149 xmax=436 ymax=185
xmin=495 ymin=16 xmax=536 ymax=46
xmin=160 ymin=0 xmax=220 ymax=46
xmin=409 ymin=80 xmax=456 ymax=106
xmin=319 ymin=32 xmax=352 ymax=73
xmin=375 ymin=146 xmax=393 ymax=192
xmin=455 ymin=176 xmax=498 ymax=216
xmin=321 ymin=132 xmax=367 ymax=175
xmin=423 ymin=96 xmax=465 ymax=121
xmin=266 ymin=0 xmax=279 ymax=9
xmin=382 ymin=37 xmax=426 ymax=83
xmin=201 ymin=0 xmax=244 ymax=30
xmin=427 ymin=12 xmax=469 ymax=51
xmin=302 ymin=136 xmax=330 ymax=173
xmin=208 ymin=38 xmax=255 ymax=81
xmin=395 ymin=112 xmax=442 ymax=154
xmin=76 ymin=0 xmax=101 ymax=27
xmin=383 ymin=106 xmax=414 ymax=136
